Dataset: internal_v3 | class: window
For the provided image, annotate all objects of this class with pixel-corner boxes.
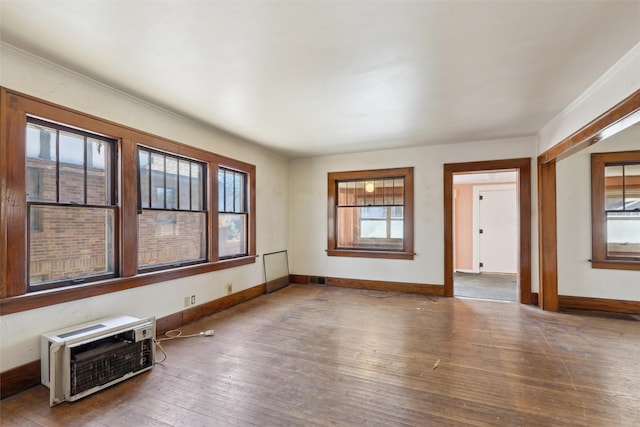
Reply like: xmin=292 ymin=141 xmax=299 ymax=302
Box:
xmin=137 ymin=147 xmax=207 ymax=271
xmin=218 ymin=167 xmax=248 ymax=258
xmin=328 ymin=167 xmax=414 ymax=259
xmin=26 ymin=117 xmax=117 ymax=290
xmin=591 ymin=150 xmax=640 ymax=270
xmin=1 ymin=88 xmax=256 ymax=314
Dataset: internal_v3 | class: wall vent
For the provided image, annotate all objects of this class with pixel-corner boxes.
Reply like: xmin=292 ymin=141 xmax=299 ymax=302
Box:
xmin=309 ymin=276 xmax=327 ymax=285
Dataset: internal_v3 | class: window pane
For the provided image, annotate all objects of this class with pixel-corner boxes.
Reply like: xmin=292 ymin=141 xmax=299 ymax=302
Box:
xmin=150 ymin=153 xmax=165 ymax=209
xmin=394 ymin=178 xmax=404 ymax=206
xmin=374 ymin=179 xmax=384 ymax=205
xmin=624 ymin=164 xmax=640 ymax=210
xmin=604 ymin=165 xmax=624 ymax=210
xmin=26 ymin=167 xmax=42 ymax=203
xmin=26 ymin=124 xmax=56 ymax=202
xmin=225 ymin=171 xmax=235 ymax=212
xmin=139 ymin=150 xmax=150 ymax=208
xmin=337 ymin=206 xmax=403 ymax=250
xmin=191 ymin=163 xmax=203 ymax=211
xmin=218 ymin=168 xmax=225 ymax=211
xmin=234 ymin=172 xmax=245 ymax=212
xmin=58 ymin=131 xmax=85 ymax=204
xmin=219 ymin=213 xmax=247 ymax=257
xmin=138 ymin=211 xmax=206 ymax=269
xmin=390 ymin=220 xmax=403 ymax=238
xmin=606 ymin=212 xmax=640 ymax=258
xmin=361 ymin=220 xmax=386 ymax=238
xmin=29 ymin=206 xmax=115 ymax=285
xmin=383 ymin=179 xmax=395 ymax=205
xmin=359 ymin=180 xmax=369 ymax=206
xmin=165 ymin=157 xmax=178 ymax=210
xmin=361 ymin=206 xmax=385 ymax=218
xmin=178 ymin=160 xmax=191 ymax=210
xmin=337 ymin=182 xmax=347 ymax=206
xmin=86 ymin=138 xmax=111 ymax=205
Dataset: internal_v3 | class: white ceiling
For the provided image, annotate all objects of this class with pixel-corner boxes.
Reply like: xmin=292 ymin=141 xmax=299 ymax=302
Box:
xmin=1 ymin=1 xmax=639 ymax=158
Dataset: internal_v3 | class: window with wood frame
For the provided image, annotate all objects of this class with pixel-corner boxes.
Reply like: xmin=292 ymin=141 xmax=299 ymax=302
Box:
xmin=328 ymin=167 xmax=414 ymax=260
xmin=591 ymin=150 xmax=640 ymax=270
xmin=26 ymin=117 xmax=117 ymax=290
xmin=218 ymin=167 xmax=248 ymax=258
xmin=137 ymin=147 xmax=207 ymax=271
xmin=0 ymin=88 xmax=256 ymax=314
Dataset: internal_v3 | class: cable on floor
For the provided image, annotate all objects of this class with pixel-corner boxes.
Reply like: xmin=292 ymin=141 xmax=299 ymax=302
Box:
xmin=154 ymin=328 xmax=214 ymax=364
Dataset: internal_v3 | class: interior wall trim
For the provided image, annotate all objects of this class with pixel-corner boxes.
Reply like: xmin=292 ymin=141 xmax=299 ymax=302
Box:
xmin=536 ymin=88 xmax=640 ymax=312
xmin=291 ymin=274 xmax=444 ymax=296
xmin=443 ymin=158 xmax=532 ymax=303
xmin=539 ymin=89 xmax=640 ymax=164
xmin=559 ymin=295 xmax=640 ymax=314
xmin=0 ymin=360 xmax=40 ymax=400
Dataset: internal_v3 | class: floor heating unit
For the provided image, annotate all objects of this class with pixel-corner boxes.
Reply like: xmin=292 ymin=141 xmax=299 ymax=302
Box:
xmin=41 ymin=315 xmax=155 ymax=406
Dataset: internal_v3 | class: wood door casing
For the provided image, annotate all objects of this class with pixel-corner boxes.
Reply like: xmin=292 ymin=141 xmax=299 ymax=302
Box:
xmin=444 ymin=158 xmax=532 ymax=303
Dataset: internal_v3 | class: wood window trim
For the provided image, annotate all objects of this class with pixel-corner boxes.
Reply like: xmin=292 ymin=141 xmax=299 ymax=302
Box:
xmin=327 ymin=167 xmax=414 ymax=260
xmin=537 ymin=88 xmax=640 ymax=311
xmin=217 ymin=167 xmax=250 ymax=259
xmin=590 ymin=150 xmax=640 ymax=271
xmin=0 ymin=87 xmax=256 ymax=315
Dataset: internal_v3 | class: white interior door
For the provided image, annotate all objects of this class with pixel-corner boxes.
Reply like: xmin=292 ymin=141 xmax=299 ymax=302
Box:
xmin=478 ymin=188 xmax=517 ymax=273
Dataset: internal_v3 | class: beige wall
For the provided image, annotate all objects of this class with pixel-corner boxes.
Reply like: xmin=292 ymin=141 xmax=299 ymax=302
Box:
xmin=1 ymin=40 xmax=638 ymax=374
xmin=289 ymin=137 xmax=536 ymax=286
xmin=454 ymin=184 xmax=474 ymax=271
xmin=556 ymin=125 xmax=640 ymax=300
xmin=0 ymin=44 xmax=291 ymax=372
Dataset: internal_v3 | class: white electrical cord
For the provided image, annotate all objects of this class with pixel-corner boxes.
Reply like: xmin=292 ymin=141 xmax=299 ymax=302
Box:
xmin=154 ymin=328 xmax=214 ymax=363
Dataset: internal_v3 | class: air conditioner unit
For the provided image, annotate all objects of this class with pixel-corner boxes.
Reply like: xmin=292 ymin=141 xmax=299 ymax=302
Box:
xmin=41 ymin=315 xmax=155 ymax=406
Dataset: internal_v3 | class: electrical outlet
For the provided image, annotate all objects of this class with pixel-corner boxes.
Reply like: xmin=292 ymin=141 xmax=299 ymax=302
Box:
xmin=184 ymin=296 xmax=190 ymax=307
xmin=191 ymin=295 xmax=196 ymax=305
xmin=226 ymin=283 xmax=233 ymax=295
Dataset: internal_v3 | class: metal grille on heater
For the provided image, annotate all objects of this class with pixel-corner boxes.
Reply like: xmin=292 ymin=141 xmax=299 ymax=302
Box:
xmin=70 ymin=331 xmax=153 ymax=396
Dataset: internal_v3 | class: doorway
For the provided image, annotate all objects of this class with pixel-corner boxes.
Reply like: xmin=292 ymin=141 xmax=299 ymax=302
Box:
xmin=452 ymin=173 xmax=518 ymax=301
xmin=443 ymin=158 xmax=532 ymax=304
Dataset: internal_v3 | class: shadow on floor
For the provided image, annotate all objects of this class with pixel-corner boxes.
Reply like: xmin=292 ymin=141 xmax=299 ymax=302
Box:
xmin=454 ymin=272 xmax=517 ymax=301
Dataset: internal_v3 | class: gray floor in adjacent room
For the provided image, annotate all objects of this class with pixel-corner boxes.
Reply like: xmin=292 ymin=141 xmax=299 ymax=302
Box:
xmin=454 ymin=272 xmax=517 ymax=301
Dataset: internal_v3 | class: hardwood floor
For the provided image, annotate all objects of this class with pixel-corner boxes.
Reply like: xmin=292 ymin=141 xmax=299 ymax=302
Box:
xmin=1 ymin=284 xmax=639 ymax=426
xmin=453 ymin=272 xmax=517 ymax=301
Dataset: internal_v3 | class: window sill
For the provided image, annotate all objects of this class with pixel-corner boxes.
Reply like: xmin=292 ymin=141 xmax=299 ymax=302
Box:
xmin=327 ymin=249 xmax=414 ymax=260
xmin=0 ymin=256 xmax=257 ymax=315
xmin=591 ymin=259 xmax=640 ymax=271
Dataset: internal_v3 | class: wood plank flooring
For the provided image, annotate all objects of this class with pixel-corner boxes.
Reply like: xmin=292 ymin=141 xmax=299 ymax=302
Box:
xmin=1 ymin=284 xmax=639 ymax=426
xmin=453 ymin=272 xmax=517 ymax=301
